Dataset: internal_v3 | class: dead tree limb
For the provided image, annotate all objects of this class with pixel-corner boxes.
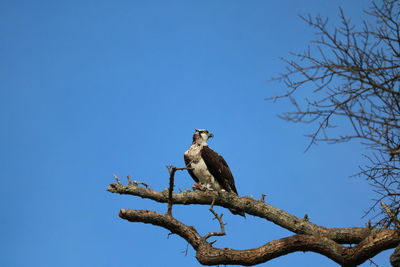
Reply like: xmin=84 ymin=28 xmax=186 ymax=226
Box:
xmin=108 ymin=183 xmax=384 ymax=243
xmin=166 ymin=166 xmax=192 ymax=216
xmin=110 ymin=182 xmax=400 ymax=266
xmin=204 ymin=199 xmax=226 ymax=241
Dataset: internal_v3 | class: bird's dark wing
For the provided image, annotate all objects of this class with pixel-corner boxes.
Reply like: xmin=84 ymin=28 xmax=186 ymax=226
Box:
xmin=184 ymin=154 xmax=199 ymax=183
xmin=201 ymin=146 xmax=239 ymax=195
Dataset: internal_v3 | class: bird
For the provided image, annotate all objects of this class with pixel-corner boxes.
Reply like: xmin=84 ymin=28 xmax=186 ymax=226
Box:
xmin=184 ymin=129 xmax=245 ymax=217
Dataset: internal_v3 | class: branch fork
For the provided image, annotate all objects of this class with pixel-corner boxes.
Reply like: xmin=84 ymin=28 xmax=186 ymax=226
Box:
xmin=204 ymin=199 xmax=226 ymax=242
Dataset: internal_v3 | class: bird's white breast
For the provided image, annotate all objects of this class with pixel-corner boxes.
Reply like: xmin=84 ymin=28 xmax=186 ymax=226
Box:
xmin=185 ymin=145 xmax=221 ymax=190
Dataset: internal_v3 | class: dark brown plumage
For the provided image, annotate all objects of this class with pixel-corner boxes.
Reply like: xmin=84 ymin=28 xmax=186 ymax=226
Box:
xmin=184 ymin=129 xmax=245 ymax=217
xmin=200 ymin=146 xmax=239 ymax=194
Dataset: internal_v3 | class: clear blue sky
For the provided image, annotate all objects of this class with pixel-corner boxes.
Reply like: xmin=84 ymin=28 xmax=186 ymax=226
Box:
xmin=0 ymin=1 xmax=392 ymax=266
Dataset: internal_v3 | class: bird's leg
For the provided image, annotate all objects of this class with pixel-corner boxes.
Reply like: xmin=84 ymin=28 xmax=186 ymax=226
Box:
xmin=192 ymin=183 xmax=214 ymax=191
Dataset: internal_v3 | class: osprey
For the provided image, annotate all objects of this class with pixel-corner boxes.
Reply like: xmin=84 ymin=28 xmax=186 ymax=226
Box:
xmin=184 ymin=129 xmax=245 ymax=217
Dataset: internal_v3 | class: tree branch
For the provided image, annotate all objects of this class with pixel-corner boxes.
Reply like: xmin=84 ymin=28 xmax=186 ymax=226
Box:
xmin=117 ymin=206 xmax=400 ymax=266
xmin=204 ymin=199 xmax=226 ymax=241
xmin=108 ymin=182 xmax=388 ymax=244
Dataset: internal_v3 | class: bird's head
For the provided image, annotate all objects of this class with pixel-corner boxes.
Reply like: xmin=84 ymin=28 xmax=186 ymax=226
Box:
xmin=192 ymin=129 xmax=214 ymax=145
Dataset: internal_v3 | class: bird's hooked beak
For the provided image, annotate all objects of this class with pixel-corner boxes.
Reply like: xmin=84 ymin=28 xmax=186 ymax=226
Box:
xmin=208 ymin=133 xmax=214 ymax=138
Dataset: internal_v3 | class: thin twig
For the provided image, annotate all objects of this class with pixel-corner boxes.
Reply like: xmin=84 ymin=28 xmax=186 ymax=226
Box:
xmin=380 ymin=202 xmax=400 ymax=228
xmin=260 ymin=194 xmax=267 ymax=202
xmin=113 ymin=174 xmax=122 ymax=185
xmin=127 ymin=176 xmax=132 ymax=185
xmin=167 ymin=232 xmax=175 ymax=239
xmin=182 ymin=242 xmax=189 ymax=256
xmin=204 ymin=198 xmax=226 ymax=241
xmin=367 ymin=258 xmax=379 ymax=267
xmin=133 ymin=180 xmax=149 ymax=188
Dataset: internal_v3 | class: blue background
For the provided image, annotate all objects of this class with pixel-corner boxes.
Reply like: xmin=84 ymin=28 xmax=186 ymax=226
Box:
xmin=1 ymin=1 xmax=392 ymax=266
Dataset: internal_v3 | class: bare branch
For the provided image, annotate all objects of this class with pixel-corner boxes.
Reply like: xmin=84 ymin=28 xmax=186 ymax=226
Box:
xmin=166 ymin=166 xmax=192 ymax=216
xmin=117 ymin=207 xmax=400 ymax=266
xmin=204 ymin=199 xmax=226 ymax=241
xmin=133 ymin=180 xmax=149 ymax=188
xmin=112 ymin=174 xmax=122 ymax=185
xmin=108 ymin=183 xmax=394 ymax=245
xmin=380 ymin=201 xmax=400 ymax=228
xmin=270 ymin=0 xmax=400 ymax=223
